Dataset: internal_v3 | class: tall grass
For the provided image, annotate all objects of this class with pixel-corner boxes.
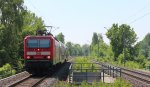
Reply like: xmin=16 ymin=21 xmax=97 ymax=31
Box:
xmin=95 ymin=57 xmax=141 ymax=69
xmin=53 ymin=78 xmax=131 ymax=87
xmin=72 ymin=57 xmax=100 ymax=72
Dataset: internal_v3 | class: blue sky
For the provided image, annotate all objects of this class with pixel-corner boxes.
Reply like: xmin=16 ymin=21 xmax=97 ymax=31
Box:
xmin=24 ymin=0 xmax=150 ymax=45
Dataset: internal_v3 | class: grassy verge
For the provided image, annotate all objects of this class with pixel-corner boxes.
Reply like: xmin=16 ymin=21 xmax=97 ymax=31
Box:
xmin=95 ymin=57 xmax=142 ymax=69
xmin=53 ymin=78 xmax=131 ymax=87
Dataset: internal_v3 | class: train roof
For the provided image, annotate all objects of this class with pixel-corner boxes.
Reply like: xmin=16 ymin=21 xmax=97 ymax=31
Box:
xmin=24 ymin=35 xmax=55 ymax=40
xmin=24 ymin=35 xmax=67 ymax=48
xmin=24 ymin=35 xmax=62 ymax=43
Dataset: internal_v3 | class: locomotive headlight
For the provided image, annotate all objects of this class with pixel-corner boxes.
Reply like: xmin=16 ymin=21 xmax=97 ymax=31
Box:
xmin=47 ymin=56 xmax=51 ymax=59
xmin=27 ymin=56 xmax=30 ymax=59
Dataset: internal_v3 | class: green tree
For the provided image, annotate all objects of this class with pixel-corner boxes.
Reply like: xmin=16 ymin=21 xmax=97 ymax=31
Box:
xmin=106 ymin=24 xmax=137 ymax=61
xmin=0 ymin=1 xmax=45 ymax=66
xmin=92 ymin=32 xmax=98 ymax=46
xmin=22 ymin=11 xmax=45 ymax=37
xmin=82 ymin=44 xmax=90 ymax=57
xmin=139 ymin=33 xmax=150 ymax=58
xmin=66 ymin=42 xmax=83 ymax=56
xmin=74 ymin=44 xmax=82 ymax=56
xmin=0 ymin=0 xmax=25 ymax=66
xmin=66 ymin=42 xmax=73 ymax=56
xmin=56 ymin=32 xmax=65 ymax=43
xmin=18 ymin=11 xmax=45 ymax=58
xmin=90 ymin=33 xmax=111 ymax=58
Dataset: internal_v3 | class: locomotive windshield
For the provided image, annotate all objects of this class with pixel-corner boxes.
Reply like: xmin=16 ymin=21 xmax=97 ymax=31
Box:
xmin=39 ymin=39 xmax=50 ymax=48
xmin=27 ymin=39 xmax=38 ymax=48
xmin=27 ymin=39 xmax=50 ymax=48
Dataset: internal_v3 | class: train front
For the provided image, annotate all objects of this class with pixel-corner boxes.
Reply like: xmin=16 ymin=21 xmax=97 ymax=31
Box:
xmin=24 ymin=36 xmax=53 ymax=72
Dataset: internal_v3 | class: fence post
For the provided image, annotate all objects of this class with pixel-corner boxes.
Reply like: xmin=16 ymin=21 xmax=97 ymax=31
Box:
xmin=69 ymin=64 xmax=72 ymax=83
xmin=92 ymin=64 xmax=93 ymax=72
xmin=81 ymin=63 xmax=82 ymax=72
xmin=108 ymin=66 xmax=109 ymax=75
xmin=110 ymin=66 xmax=111 ymax=76
xmin=107 ymin=65 xmax=109 ymax=74
xmin=109 ymin=66 xmax=111 ymax=75
xmin=120 ymin=69 xmax=121 ymax=77
xmin=86 ymin=69 xmax=87 ymax=82
xmin=116 ymin=68 xmax=117 ymax=77
xmin=100 ymin=70 xmax=101 ymax=79
xmin=103 ymin=69 xmax=104 ymax=82
xmin=113 ymin=67 xmax=114 ymax=78
xmin=68 ymin=69 xmax=70 ymax=83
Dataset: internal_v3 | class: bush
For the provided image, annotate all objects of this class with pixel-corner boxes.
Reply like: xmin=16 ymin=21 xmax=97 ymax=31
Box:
xmin=0 ymin=63 xmax=16 ymax=79
xmin=73 ymin=57 xmax=100 ymax=72
xmin=125 ymin=61 xmax=140 ymax=69
xmin=145 ymin=60 xmax=150 ymax=66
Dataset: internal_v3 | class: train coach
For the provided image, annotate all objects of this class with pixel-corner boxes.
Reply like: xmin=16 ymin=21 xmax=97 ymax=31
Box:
xmin=24 ymin=34 xmax=67 ymax=72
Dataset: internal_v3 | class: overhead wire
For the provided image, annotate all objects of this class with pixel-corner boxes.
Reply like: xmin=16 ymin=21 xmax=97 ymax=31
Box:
xmin=26 ymin=0 xmax=54 ymax=26
xmin=25 ymin=0 xmax=59 ymax=32
xmin=125 ymin=3 xmax=150 ymax=22
xmin=129 ymin=11 xmax=150 ymax=24
xmin=120 ymin=2 xmax=150 ymax=24
xmin=129 ymin=3 xmax=150 ymax=24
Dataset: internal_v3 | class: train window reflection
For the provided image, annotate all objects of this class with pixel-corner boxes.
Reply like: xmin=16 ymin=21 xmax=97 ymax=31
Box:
xmin=39 ymin=40 xmax=50 ymax=48
xmin=27 ymin=39 xmax=38 ymax=48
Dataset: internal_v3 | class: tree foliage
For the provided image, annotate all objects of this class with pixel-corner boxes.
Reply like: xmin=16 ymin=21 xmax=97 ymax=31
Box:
xmin=56 ymin=32 xmax=65 ymax=43
xmin=82 ymin=44 xmax=90 ymax=57
xmin=0 ymin=0 xmax=45 ymax=66
xmin=106 ymin=24 xmax=137 ymax=61
xmin=91 ymin=33 xmax=112 ymax=58
xmin=18 ymin=11 xmax=45 ymax=58
xmin=92 ymin=32 xmax=98 ymax=45
xmin=66 ymin=42 xmax=83 ymax=56
xmin=0 ymin=0 xmax=25 ymax=66
xmin=139 ymin=33 xmax=150 ymax=59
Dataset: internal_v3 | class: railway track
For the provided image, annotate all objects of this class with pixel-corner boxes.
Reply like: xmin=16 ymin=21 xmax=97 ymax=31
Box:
xmin=121 ymin=68 xmax=150 ymax=87
xmin=93 ymin=60 xmax=150 ymax=86
xmin=9 ymin=75 xmax=46 ymax=87
xmin=122 ymin=68 xmax=150 ymax=83
xmin=4 ymin=62 xmax=71 ymax=87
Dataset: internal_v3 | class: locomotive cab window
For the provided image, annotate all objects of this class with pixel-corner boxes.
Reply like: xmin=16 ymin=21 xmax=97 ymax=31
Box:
xmin=27 ymin=39 xmax=50 ymax=48
xmin=27 ymin=39 xmax=38 ymax=48
xmin=39 ymin=39 xmax=50 ymax=48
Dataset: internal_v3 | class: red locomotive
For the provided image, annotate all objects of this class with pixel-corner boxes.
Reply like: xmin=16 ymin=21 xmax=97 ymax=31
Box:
xmin=24 ymin=34 xmax=67 ymax=72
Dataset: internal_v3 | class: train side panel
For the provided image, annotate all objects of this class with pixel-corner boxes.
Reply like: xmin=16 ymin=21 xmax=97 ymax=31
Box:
xmin=53 ymin=40 xmax=60 ymax=65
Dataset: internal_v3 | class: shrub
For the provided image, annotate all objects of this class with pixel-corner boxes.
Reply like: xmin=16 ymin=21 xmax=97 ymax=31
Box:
xmin=0 ymin=63 xmax=16 ymax=79
xmin=125 ymin=61 xmax=140 ymax=69
xmin=73 ymin=57 xmax=100 ymax=72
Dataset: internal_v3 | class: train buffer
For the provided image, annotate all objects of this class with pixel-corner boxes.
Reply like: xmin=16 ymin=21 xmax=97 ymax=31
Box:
xmin=68 ymin=63 xmax=121 ymax=84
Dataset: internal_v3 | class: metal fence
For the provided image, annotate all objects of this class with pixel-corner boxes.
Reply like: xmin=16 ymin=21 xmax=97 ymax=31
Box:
xmin=145 ymin=65 xmax=150 ymax=71
xmin=101 ymin=63 xmax=122 ymax=78
xmin=68 ymin=63 xmax=121 ymax=84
